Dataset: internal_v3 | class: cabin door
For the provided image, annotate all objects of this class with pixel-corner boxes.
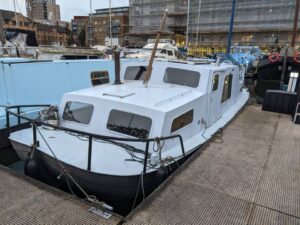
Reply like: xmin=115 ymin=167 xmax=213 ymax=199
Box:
xmin=207 ymin=72 xmax=222 ymax=126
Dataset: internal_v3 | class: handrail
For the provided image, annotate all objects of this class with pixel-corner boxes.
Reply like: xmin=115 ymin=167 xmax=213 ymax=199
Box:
xmin=6 ymin=105 xmax=186 ymax=173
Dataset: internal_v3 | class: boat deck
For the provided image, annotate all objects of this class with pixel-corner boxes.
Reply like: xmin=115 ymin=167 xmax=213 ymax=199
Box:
xmin=125 ymin=105 xmax=300 ymax=225
xmin=0 ymin=105 xmax=299 ymax=225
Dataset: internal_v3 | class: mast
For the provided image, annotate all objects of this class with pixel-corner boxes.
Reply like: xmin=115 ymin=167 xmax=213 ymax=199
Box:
xmin=13 ymin=0 xmax=19 ymax=28
xmin=143 ymin=9 xmax=168 ymax=86
xmin=195 ymin=0 xmax=202 ymax=46
xmin=185 ymin=0 xmax=190 ymax=49
xmin=226 ymin=0 xmax=237 ymax=54
xmin=291 ymin=0 xmax=300 ymax=47
xmin=109 ymin=0 xmax=113 ymax=48
xmin=89 ymin=0 xmax=93 ymax=47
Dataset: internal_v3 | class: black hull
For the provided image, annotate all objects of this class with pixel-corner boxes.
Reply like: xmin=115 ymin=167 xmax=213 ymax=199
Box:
xmin=0 ymin=124 xmax=31 ymax=165
xmin=26 ymin=150 xmax=190 ymax=214
xmin=254 ymin=57 xmax=300 ymax=101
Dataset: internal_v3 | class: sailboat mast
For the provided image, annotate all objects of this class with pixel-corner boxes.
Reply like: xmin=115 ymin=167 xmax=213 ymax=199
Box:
xmin=13 ymin=0 xmax=19 ymax=28
xmin=185 ymin=0 xmax=190 ymax=49
xmin=143 ymin=10 xmax=168 ymax=86
xmin=89 ymin=0 xmax=93 ymax=47
xmin=109 ymin=0 xmax=113 ymax=48
xmin=226 ymin=0 xmax=237 ymax=54
xmin=291 ymin=0 xmax=300 ymax=47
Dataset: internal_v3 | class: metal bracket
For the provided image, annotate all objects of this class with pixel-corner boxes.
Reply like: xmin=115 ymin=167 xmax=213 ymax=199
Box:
xmin=88 ymin=207 xmax=112 ymax=219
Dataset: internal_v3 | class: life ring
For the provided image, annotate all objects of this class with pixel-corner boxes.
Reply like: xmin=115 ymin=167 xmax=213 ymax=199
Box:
xmin=293 ymin=51 xmax=300 ymax=63
xmin=268 ymin=52 xmax=280 ymax=63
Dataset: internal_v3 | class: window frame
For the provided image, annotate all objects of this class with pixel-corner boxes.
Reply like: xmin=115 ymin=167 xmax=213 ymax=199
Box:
xmin=90 ymin=70 xmax=110 ymax=86
xmin=124 ymin=66 xmax=147 ymax=80
xmin=212 ymin=74 xmax=219 ymax=91
xmin=221 ymin=74 xmax=233 ymax=103
xmin=163 ymin=67 xmax=201 ymax=88
xmin=171 ymin=109 xmax=194 ymax=133
xmin=62 ymin=101 xmax=94 ymax=125
xmin=106 ymin=109 xmax=152 ymax=139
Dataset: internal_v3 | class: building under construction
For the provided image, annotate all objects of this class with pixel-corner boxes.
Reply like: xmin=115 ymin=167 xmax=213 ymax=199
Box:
xmin=127 ymin=0 xmax=300 ymax=54
xmin=127 ymin=0 xmax=188 ymax=47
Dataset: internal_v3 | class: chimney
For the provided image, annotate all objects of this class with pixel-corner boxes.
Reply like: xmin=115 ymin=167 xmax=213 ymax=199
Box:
xmin=113 ymin=49 xmax=122 ymax=85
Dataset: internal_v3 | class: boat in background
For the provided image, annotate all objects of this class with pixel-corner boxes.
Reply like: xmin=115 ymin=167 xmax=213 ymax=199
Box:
xmin=231 ymin=45 xmax=263 ymax=76
xmin=125 ymin=39 xmax=181 ymax=60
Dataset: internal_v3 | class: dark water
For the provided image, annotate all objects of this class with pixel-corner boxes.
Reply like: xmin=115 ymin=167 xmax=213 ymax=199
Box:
xmin=0 ymin=146 xmax=20 ymax=166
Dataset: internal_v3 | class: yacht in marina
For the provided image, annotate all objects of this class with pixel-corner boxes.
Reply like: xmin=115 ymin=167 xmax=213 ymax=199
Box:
xmin=7 ymin=55 xmax=249 ymax=204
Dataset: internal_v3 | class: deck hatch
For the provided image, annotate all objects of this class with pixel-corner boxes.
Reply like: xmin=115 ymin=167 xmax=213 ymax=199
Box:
xmin=103 ymin=90 xmax=135 ymax=98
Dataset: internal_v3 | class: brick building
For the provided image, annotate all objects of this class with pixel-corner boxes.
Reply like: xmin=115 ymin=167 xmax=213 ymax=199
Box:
xmin=91 ymin=7 xmax=129 ymax=46
xmin=0 ymin=9 xmax=69 ymax=47
xmin=71 ymin=16 xmax=89 ymax=47
xmin=26 ymin=0 xmax=61 ymax=23
xmin=0 ymin=9 xmax=38 ymax=46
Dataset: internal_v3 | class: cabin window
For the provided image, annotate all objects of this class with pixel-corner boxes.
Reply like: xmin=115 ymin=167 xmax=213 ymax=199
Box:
xmin=168 ymin=51 xmax=173 ymax=56
xmin=212 ymin=74 xmax=219 ymax=91
xmin=107 ymin=110 xmax=152 ymax=138
xmin=164 ymin=68 xmax=200 ymax=88
xmin=171 ymin=110 xmax=194 ymax=133
xmin=91 ymin=71 xmax=110 ymax=86
xmin=221 ymin=74 xmax=233 ymax=103
xmin=161 ymin=49 xmax=166 ymax=54
xmin=62 ymin=102 xmax=94 ymax=124
xmin=124 ymin=66 xmax=147 ymax=80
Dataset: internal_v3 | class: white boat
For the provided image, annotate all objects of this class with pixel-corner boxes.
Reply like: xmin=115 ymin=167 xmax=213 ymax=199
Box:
xmin=126 ymin=39 xmax=179 ymax=60
xmin=7 ymin=57 xmax=249 ymax=205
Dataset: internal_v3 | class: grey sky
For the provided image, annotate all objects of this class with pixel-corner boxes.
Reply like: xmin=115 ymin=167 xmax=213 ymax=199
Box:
xmin=0 ymin=0 xmax=129 ymax=21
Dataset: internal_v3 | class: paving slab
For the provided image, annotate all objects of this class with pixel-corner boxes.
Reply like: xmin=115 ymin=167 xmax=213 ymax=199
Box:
xmin=0 ymin=165 xmax=121 ymax=225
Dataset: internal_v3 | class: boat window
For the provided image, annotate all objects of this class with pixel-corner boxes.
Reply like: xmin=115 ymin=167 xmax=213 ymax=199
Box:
xmin=107 ymin=110 xmax=152 ymax=138
xmin=171 ymin=110 xmax=193 ymax=133
xmin=168 ymin=51 xmax=173 ymax=56
xmin=221 ymin=74 xmax=233 ymax=103
xmin=124 ymin=66 xmax=147 ymax=80
xmin=161 ymin=49 xmax=167 ymax=54
xmin=164 ymin=68 xmax=200 ymax=88
xmin=62 ymin=102 xmax=94 ymax=124
xmin=91 ymin=71 xmax=110 ymax=86
xmin=212 ymin=74 xmax=219 ymax=91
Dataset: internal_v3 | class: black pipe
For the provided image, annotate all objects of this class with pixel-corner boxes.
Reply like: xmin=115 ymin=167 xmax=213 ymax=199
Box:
xmin=113 ymin=49 xmax=122 ymax=85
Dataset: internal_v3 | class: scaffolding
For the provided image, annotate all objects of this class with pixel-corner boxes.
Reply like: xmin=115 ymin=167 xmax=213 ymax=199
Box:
xmin=187 ymin=0 xmax=297 ymax=55
xmin=128 ymin=0 xmax=299 ymax=53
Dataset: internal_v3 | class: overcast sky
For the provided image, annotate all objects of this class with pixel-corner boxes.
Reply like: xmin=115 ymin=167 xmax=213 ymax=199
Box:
xmin=0 ymin=0 xmax=129 ymax=21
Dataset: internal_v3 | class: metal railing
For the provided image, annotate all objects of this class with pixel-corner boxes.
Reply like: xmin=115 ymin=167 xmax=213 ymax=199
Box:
xmin=6 ymin=105 xmax=186 ymax=173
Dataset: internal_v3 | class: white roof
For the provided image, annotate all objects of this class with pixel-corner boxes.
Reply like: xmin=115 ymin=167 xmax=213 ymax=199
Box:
xmin=65 ymin=81 xmax=202 ymax=113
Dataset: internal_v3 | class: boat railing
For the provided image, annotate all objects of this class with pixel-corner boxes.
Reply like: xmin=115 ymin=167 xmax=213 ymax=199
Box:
xmin=6 ymin=105 xmax=186 ymax=173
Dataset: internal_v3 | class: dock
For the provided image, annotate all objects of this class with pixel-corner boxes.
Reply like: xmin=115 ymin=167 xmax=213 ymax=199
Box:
xmin=0 ymin=165 xmax=122 ymax=225
xmin=0 ymin=105 xmax=299 ymax=225
xmin=125 ymin=105 xmax=300 ymax=225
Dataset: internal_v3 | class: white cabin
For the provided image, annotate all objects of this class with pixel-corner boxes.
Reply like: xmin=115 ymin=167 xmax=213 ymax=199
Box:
xmin=57 ymin=60 xmax=247 ymax=152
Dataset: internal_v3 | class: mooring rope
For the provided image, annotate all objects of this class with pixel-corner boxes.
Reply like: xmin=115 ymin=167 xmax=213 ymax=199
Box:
xmin=34 ymin=124 xmax=122 ymax=218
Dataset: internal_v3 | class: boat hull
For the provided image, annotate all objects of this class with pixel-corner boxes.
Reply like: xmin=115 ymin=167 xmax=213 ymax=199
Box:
xmin=254 ymin=58 xmax=300 ymax=101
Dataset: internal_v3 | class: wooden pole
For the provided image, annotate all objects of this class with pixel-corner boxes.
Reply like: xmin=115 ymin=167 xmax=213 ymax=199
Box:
xmin=143 ymin=9 xmax=168 ymax=86
xmin=291 ymin=0 xmax=300 ymax=47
